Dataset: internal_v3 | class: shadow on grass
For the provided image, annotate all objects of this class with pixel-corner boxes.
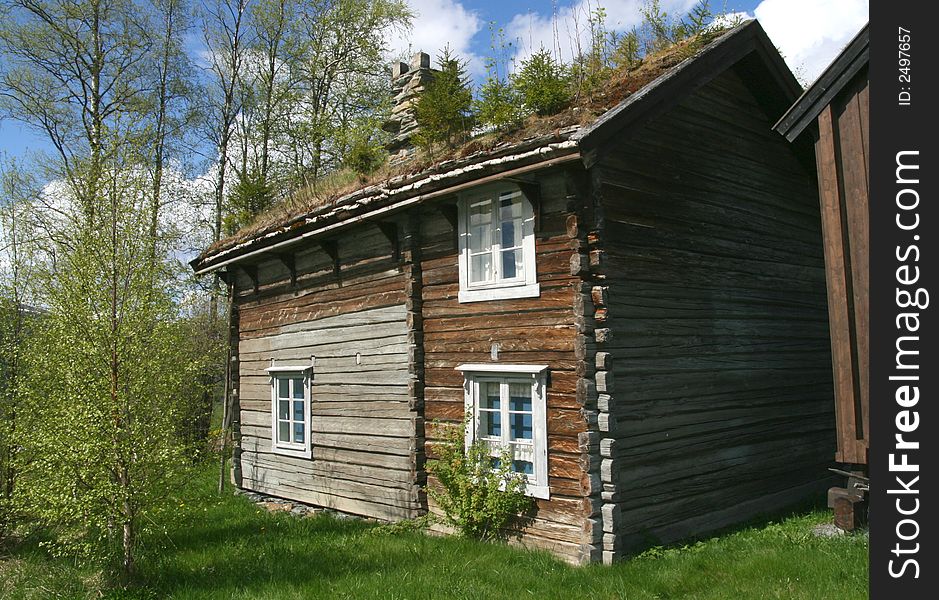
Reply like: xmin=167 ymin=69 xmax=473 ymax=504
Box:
xmin=137 ymin=512 xmax=385 ymax=597
xmin=618 ymin=491 xmax=833 ymax=560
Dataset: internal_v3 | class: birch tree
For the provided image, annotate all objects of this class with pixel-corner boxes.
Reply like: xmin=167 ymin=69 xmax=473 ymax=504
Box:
xmin=200 ymin=0 xmax=252 ymax=248
xmin=0 ymin=0 xmax=213 ymax=578
xmin=15 ymin=157 xmax=202 ymax=576
xmin=0 ymin=0 xmax=154 ymax=217
xmin=0 ymin=159 xmax=41 ymax=541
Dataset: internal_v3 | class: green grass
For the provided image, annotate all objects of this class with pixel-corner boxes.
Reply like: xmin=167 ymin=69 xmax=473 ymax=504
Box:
xmin=1 ymin=464 xmax=868 ymax=600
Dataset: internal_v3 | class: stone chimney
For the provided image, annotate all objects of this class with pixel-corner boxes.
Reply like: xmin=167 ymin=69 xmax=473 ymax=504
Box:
xmin=383 ymin=52 xmax=438 ymax=164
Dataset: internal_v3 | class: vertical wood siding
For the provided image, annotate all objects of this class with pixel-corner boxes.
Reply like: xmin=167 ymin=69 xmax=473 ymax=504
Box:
xmin=814 ymin=68 xmax=869 ymax=465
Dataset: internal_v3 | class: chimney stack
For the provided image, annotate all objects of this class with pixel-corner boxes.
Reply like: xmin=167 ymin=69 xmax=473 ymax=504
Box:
xmin=383 ymin=52 xmax=437 ymax=164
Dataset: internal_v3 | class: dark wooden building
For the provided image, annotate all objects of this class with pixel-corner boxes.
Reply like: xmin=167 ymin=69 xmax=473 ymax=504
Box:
xmin=774 ymin=23 xmax=869 ymax=529
xmin=193 ymin=20 xmax=835 ymax=564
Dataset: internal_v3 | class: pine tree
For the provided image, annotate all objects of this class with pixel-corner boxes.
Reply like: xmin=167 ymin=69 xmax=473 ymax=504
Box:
xmin=512 ymin=49 xmax=571 ymax=117
xmin=476 ymin=59 xmax=523 ymax=131
xmin=414 ymin=47 xmax=474 ymax=152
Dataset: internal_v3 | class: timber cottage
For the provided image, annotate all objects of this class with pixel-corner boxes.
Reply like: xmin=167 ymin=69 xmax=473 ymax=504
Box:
xmin=192 ymin=20 xmax=836 ymax=564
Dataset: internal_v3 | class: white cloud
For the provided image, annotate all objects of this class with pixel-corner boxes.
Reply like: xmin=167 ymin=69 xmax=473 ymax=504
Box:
xmin=754 ymin=0 xmax=868 ymax=84
xmin=505 ymin=0 xmax=697 ymax=66
xmin=709 ymin=11 xmax=751 ymax=30
xmin=388 ymin=0 xmax=484 ymax=75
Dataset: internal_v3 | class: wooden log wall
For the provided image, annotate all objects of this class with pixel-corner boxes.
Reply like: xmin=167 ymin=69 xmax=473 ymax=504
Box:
xmin=232 ymin=224 xmax=423 ymax=520
xmin=814 ymin=66 xmax=869 ymax=466
xmin=594 ymin=68 xmax=836 ymax=559
xmin=419 ymin=169 xmax=597 ymax=564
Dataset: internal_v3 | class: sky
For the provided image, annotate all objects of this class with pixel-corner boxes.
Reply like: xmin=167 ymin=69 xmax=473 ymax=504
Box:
xmin=0 ymin=0 xmax=869 ymax=160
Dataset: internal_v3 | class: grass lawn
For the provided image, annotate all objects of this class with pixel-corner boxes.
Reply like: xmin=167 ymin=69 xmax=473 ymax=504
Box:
xmin=1 ymin=463 xmax=868 ymax=600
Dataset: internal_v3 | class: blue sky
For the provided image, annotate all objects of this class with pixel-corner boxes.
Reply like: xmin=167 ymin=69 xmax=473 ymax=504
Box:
xmin=0 ymin=0 xmax=868 ymax=161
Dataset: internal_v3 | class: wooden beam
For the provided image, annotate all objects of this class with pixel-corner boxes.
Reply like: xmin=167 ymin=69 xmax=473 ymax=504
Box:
xmin=377 ymin=222 xmax=400 ymax=261
xmin=436 ymin=204 xmax=458 ymax=232
xmin=319 ymin=240 xmax=340 ymax=276
xmin=516 ymin=181 xmax=542 ymax=232
xmin=274 ymin=253 xmax=297 ymax=287
xmin=239 ymin=264 xmax=259 ymax=295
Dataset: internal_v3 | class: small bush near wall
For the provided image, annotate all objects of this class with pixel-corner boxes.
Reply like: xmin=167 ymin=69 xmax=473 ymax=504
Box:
xmin=426 ymin=419 xmax=531 ymax=541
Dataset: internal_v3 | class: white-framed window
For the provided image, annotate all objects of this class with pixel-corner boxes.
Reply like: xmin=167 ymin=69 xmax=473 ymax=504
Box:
xmin=457 ymin=185 xmax=539 ymax=303
xmin=457 ymin=363 xmax=549 ymax=499
xmin=266 ymin=366 xmax=312 ymax=459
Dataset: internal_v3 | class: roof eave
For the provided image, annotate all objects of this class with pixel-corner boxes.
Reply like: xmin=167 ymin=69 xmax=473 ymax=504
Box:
xmin=773 ymin=23 xmax=870 ymax=142
xmin=191 ymin=140 xmax=582 ymax=276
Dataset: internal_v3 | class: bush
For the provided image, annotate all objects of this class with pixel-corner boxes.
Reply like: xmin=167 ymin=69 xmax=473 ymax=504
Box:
xmin=512 ymin=49 xmax=571 ymax=117
xmin=345 ymin=136 xmax=386 ymax=176
xmin=414 ymin=47 xmax=474 ymax=151
xmin=223 ymin=169 xmax=275 ymax=235
xmin=426 ymin=418 xmax=531 ymax=540
xmin=475 ymin=71 xmax=523 ymax=131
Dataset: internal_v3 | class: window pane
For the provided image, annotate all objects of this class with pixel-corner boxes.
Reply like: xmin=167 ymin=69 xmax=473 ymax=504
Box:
xmin=278 ymin=378 xmax=289 ymax=398
xmin=469 ymin=223 xmax=491 ymax=253
xmin=469 ymin=199 xmax=492 ymax=226
xmin=279 ymin=400 xmax=290 ymax=420
xmin=470 ymin=253 xmax=491 ymax=283
xmin=292 ymin=378 xmax=304 ymax=399
xmin=278 ymin=421 xmax=290 ymax=443
xmin=499 ymin=194 xmax=522 ymax=221
xmin=481 ymin=382 xmax=500 ymax=410
xmin=293 ymin=423 xmax=305 ymax=444
xmin=512 ymin=460 xmax=534 ymax=475
xmin=293 ymin=400 xmax=304 ymax=421
xmin=510 ymin=412 xmax=532 ymax=440
xmin=501 ymin=220 xmax=516 ymax=248
xmin=479 ymin=410 xmax=500 ymax=438
xmin=501 ymin=248 xmax=522 ymax=280
xmin=509 ymin=384 xmax=532 ymax=412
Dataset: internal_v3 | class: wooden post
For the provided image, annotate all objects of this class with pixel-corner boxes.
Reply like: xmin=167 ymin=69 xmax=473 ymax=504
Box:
xmin=218 ymin=278 xmax=237 ymax=493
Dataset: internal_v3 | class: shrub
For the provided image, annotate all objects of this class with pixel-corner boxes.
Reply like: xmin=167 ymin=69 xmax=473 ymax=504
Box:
xmin=414 ymin=47 xmax=474 ymax=151
xmin=512 ymin=49 xmax=571 ymax=117
xmin=426 ymin=418 xmax=531 ymax=540
xmin=475 ymin=69 xmax=523 ymax=131
xmin=345 ymin=136 xmax=386 ymax=176
xmin=224 ymin=168 xmax=276 ymax=235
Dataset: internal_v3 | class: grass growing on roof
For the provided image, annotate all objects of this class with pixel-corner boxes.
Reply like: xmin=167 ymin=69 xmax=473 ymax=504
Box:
xmin=0 ymin=461 xmax=867 ymax=599
xmin=206 ymin=24 xmax=736 ymax=257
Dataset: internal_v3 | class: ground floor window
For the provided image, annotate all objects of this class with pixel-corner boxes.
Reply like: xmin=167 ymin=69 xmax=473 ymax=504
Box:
xmin=457 ymin=364 xmax=549 ymax=499
xmin=266 ymin=366 xmax=312 ymax=458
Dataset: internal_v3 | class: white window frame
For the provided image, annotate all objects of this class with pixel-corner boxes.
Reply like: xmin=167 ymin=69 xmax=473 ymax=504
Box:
xmin=266 ymin=366 xmax=312 ymax=459
xmin=457 ymin=184 xmax=540 ymax=303
xmin=457 ymin=363 xmax=549 ymax=499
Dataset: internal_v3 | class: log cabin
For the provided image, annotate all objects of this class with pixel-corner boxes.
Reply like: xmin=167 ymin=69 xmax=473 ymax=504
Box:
xmin=192 ymin=20 xmax=836 ymax=564
xmin=774 ymin=23 xmax=869 ymax=530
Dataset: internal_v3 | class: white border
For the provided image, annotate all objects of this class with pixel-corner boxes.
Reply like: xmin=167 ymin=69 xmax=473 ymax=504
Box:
xmin=457 ymin=183 xmax=540 ymax=303
xmin=460 ymin=366 xmax=550 ymax=500
xmin=269 ymin=370 xmax=312 ymax=459
xmin=456 ymin=363 xmax=549 ymax=374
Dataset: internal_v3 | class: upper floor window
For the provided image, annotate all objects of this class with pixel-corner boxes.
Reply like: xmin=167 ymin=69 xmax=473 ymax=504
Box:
xmin=458 ymin=185 xmax=539 ymax=303
xmin=267 ymin=366 xmax=312 ymax=459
